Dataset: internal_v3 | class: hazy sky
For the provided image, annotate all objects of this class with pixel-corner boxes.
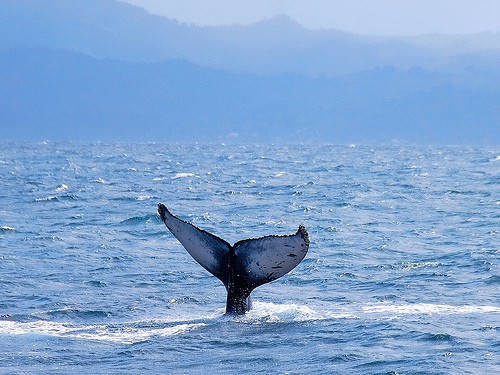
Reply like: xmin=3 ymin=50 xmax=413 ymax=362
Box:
xmin=121 ymin=0 xmax=500 ymax=36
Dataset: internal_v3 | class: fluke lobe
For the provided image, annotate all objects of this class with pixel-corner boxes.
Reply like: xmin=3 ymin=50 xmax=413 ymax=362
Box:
xmin=157 ymin=203 xmax=309 ymax=315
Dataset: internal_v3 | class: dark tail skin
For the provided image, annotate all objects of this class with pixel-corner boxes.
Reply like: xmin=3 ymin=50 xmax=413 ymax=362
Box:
xmin=158 ymin=203 xmax=309 ymax=315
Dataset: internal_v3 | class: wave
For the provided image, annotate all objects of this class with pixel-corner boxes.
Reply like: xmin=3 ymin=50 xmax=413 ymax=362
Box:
xmin=361 ymin=303 xmax=500 ymax=316
xmin=1 ymin=302 xmax=496 ymax=345
xmin=236 ymin=301 xmax=500 ymax=323
xmin=235 ymin=301 xmax=346 ymax=324
xmin=0 ymin=303 xmax=326 ymax=345
xmin=136 ymin=195 xmax=156 ymax=201
xmin=35 ymin=196 xmax=58 ymax=202
xmin=172 ymin=172 xmax=196 ymax=180
xmin=0 ymin=319 xmax=205 ymax=345
xmin=43 ymin=308 xmax=111 ymax=320
xmin=35 ymin=194 xmax=81 ymax=202
xmin=54 ymin=183 xmax=69 ymax=193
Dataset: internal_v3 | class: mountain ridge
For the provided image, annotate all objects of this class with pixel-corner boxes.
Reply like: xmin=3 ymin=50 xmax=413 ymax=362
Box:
xmin=0 ymin=0 xmax=499 ymax=144
xmin=1 ymin=47 xmax=498 ymax=144
xmin=2 ymin=0 xmax=500 ymax=77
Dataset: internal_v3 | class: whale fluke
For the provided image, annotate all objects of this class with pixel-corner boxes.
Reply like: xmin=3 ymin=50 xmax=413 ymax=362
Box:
xmin=157 ymin=203 xmax=309 ymax=315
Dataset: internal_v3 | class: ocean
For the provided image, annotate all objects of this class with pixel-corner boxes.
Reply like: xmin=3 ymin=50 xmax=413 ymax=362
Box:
xmin=0 ymin=142 xmax=498 ymax=374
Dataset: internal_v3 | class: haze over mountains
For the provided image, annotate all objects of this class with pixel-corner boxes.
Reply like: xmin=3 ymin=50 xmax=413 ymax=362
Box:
xmin=1 ymin=0 xmax=499 ymax=144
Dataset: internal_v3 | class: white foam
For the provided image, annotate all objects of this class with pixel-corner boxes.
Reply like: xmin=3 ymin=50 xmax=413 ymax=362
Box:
xmin=362 ymin=303 xmax=500 ymax=316
xmin=0 ymin=320 xmax=205 ymax=345
xmin=55 ymin=183 xmax=69 ymax=192
xmin=236 ymin=301 xmax=349 ymax=323
xmin=0 ymin=321 xmax=74 ymax=336
xmin=236 ymin=301 xmax=500 ymax=323
xmin=136 ymin=195 xmax=154 ymax=201
xmin=35 ymin=196 xmax=57 ymax=202
xmin=172 ymin=172 xmax=196 ymax=179
xmin=72 ymin=323 xmax=205 ymax=344
xmin=2 ymin=303 xmax=495 ymax=344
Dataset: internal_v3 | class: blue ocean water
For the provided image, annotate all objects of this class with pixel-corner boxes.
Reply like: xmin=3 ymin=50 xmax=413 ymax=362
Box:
xmin=0 ymin=142 xmax=498 ymax=374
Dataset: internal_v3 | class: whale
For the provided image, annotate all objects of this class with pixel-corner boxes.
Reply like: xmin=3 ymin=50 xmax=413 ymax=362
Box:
xmin=157 ymin=203 xmax=309 ymax=315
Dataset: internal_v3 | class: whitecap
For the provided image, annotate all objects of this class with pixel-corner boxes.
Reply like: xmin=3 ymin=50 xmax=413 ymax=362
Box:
xmin=0 ymin=320 xmax=74 ymax=336
xmin=35 ymin=196 xmax=58 ymax=202
xmin=0 ymin=320 xmax=205 ymax=345
xmin=136 ymin=195 xmax=154 ymax=201
xmin=71 ymin=322 xmax=206 ymax=344
xmin=235 ymin=301 xmax=344 ymax=324
xmin=362 ymin=303 xmax=500 ymax=316
xmin=172 ymin=172 xmax=196 ymax=179
xmin=0 ymin=226 xmax=16 ymax=231
xmin=55 ymin=183 xmax=69 ymax=192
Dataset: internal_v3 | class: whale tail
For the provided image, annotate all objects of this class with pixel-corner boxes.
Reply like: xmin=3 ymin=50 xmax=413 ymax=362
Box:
xmin=157 ymin=203 xmax=309 ymax=315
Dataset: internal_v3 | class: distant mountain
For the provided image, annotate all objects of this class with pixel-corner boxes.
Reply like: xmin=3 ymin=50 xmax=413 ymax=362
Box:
xmin=0 ymin=0 xmax=499 ymax=144
xmin=1 ymin=48 xmax=498 ymax=144
xmin=2 ymin=0 xmax=500 ymax=77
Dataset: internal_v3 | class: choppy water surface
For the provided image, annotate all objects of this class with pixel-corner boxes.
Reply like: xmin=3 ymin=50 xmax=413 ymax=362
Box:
xmin=0 ymin=143 xmax=498 ymax=374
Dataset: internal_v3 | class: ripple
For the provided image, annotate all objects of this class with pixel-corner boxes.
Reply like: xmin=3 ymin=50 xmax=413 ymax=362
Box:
xmin=420 ymin=332 xmax=456 ymax=342
xmin=44 ymin=308 xmax=112 ymax=321
xmin=84 ymin=280 xmax=108 ymax=288
xmin=119 ymin=214 xmax=160 ymax=225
